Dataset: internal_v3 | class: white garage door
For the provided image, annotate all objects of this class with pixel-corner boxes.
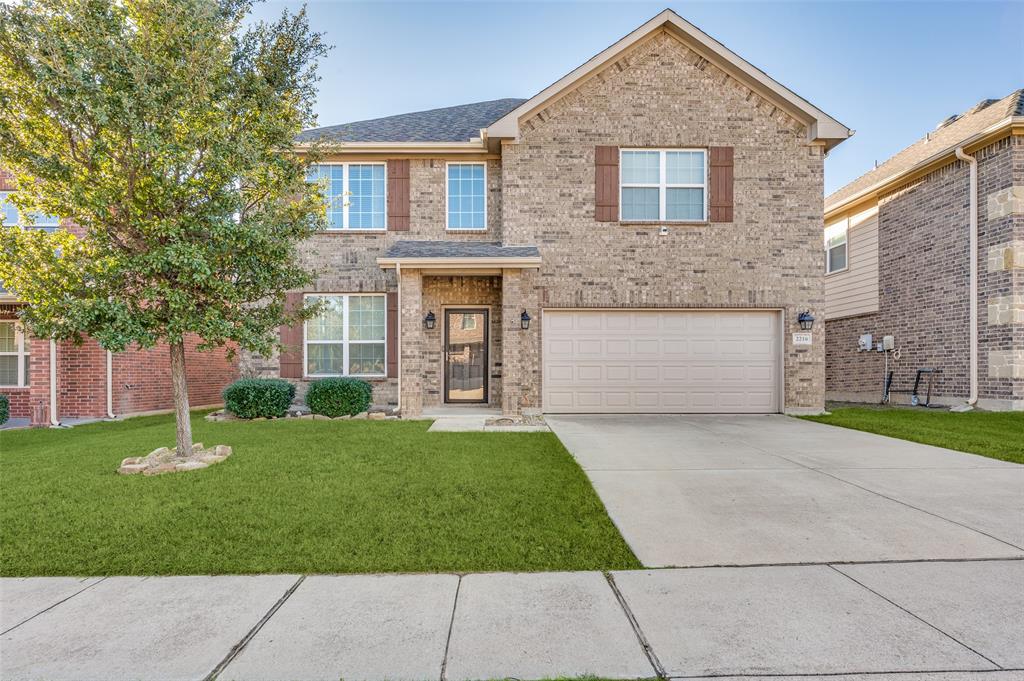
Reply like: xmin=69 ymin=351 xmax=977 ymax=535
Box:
xmin=542 ymin=310 xmax=780 ymax=413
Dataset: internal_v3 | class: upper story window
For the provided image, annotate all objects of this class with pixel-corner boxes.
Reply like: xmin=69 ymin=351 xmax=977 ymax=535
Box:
xmin=304 ymin=293 xmax=386 ymax=378
xmin=825 ymin=220 xmax=848 ymax=274
xmin=620 ymin=149 xmax=706 ymax=222
xmin=306 ymin=164 xmax=386 ymax=230
xmin=0 ymin=321 xmax=30 ymax=388
xmin=0 ymin=191 xmax=60 ymax=232
xmin=447 ymin=163 xmax=486 ymax=230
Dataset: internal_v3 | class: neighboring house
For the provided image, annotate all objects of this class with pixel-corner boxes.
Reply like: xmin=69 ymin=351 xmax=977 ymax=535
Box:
xmin=823 ymin=90 xmax=1024 ymax=411
xmin=0 ymin=173 xmax=238 ymax=426
xmin=243 ymin=9 xmax=851 ymax=416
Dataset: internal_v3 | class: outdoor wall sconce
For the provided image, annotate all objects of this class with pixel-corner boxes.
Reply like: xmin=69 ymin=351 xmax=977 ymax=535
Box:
xmin=423 ymin=311 xmax=436 ymax=330
xmin=797 ymin=311 xmax=815 ymax=331
xmin=520 ymin=310 xmax=531 ymax=330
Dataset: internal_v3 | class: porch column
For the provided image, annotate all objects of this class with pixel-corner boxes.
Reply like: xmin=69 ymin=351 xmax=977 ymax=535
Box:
xmin=501 ymin=268 xmax=522 ymax=416
xmin=399 ymin=268 xmax=424 ymax=418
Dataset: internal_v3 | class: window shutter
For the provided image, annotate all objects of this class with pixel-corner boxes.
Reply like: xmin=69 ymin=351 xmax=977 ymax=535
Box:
xmin=709 ymin=146 xmax=734 ymax=223
xmin=595 ymin=146 xmax=619 ymax=222
xmin=279 ymin=291 xmax=304 ymax=379
xmin=387 ymin=160 xmax=410 ymax=231
xmin=386 ymin=291 xmax=398 ymax=378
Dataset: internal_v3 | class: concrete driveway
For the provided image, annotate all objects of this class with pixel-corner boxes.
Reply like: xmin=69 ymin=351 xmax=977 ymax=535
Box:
xmin=547 ymin=414 xmax=1024 ymax=567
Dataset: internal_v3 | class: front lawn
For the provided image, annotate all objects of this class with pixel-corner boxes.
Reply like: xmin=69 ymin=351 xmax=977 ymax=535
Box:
xmin=801 ymin=406 xmax=1024 ymax=464
xmin=0 ymin=413 xmax=640 ymax=576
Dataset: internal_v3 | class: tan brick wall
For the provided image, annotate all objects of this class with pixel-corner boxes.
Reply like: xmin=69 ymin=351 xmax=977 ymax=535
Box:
xmin=501 ymin=31 xmax=826 ymax=412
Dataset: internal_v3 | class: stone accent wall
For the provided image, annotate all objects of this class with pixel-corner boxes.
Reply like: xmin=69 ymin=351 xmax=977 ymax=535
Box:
xmin=501 ymin=30 xmax=826 ymax=412
xmin=825 ymin=135 xmax=1023 ymax=409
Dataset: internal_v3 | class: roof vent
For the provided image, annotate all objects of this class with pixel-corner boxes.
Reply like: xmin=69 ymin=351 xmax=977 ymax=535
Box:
xmin=936 ymin=114 xmax=961 ymax=130
xmin=968 ymin=98 xmax=998 ymax=114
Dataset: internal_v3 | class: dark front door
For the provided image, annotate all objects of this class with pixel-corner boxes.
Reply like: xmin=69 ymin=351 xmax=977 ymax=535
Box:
xmin=444 ymin=309 xmax=489 ymax=403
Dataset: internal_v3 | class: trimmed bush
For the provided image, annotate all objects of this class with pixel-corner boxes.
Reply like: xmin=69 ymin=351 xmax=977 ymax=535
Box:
xmin=306 ymin=378 xmax=373 ymax=417
xmin=0 ymin=394 xmax=8 ymax=426
xmin=222 ymin=378 xmax=295 ymax=419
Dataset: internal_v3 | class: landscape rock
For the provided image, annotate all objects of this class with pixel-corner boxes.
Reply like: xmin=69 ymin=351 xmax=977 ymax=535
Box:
xmin=352 ymin=412 xmax=368 ymax=420
xmin=118 ymin=444 xmax=233 ymax=476
xmin=367 ymin=412 xmax=386 ymax=420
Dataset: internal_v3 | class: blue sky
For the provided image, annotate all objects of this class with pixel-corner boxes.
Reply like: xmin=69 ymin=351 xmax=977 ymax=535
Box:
xmin=248 ymin=1 xmax=1023 ymax=195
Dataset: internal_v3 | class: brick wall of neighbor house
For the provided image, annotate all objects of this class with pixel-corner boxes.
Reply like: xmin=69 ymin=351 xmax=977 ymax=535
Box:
xmin=500 ymin=31 xmax=827 ymax=412
xmin=825 ymin=135 xmax=1023 ymax=408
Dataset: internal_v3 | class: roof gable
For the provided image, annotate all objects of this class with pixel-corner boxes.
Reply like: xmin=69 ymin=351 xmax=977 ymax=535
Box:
xmin=486 ymin=9 xmax=851 ymax=150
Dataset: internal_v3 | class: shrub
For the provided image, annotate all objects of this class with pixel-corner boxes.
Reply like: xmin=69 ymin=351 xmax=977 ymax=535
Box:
xmin=306 ymin=378 xmax=373 ymax=417
xmin=222 ymin=378 xmax=295 ymax=419
xmin=0 ymin=394 xmax=8 ymax=426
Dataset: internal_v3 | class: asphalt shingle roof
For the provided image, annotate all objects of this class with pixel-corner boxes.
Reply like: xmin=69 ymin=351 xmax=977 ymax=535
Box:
xmin=296 ymin=98 xmax=526 ymax=144
xmin=827 ymin=89 xmax=1024 ymax=210
xmin=383 ymin=241 xmax=540 ymax=259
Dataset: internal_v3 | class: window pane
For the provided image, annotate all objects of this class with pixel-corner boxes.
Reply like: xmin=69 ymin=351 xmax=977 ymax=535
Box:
xmin=666 ymin=151 xmax=705 ymax=185
xmin=348 ymin=164 xmax=385 ymax=229
xmin=0 ymin=322 xmax=15 ymax=352
xmin=447 ymin=163 xmax=485 ymax=229
xmin=0 ymin=191 xmax=58 ymax=227
xmin=23 ymin=354 xmax=29 ymax=386
xmin=621 ymin=187 xmax=660 ymax=220
xmin=306 ymin=296 xmax=345 ymax=341
xmin=348 ymin=343 xmax=385 ymax=375
xmin=348 ymin=296 xmax=385 ymax=341
xmin=666 ymin=187 xmax=704 ymax=221
xmin=0 ymin=356 xmax=16 ymax=385
xmin=0 ymin=192 xmax=18 ymax=226
xmin=828 ymin=244 xmax=847 ymax=272
xmin=621 ymin=151 xmax=660 ymax=184
xmin=306 ymin=343 xmax=345 ymax=376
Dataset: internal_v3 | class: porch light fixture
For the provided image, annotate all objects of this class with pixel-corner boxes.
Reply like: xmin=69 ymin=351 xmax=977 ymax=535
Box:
xmin=520 ymin=310 xmax=531 ymax=330
xmin=423 ymin=311 xmax=436 ymax=330
xmin=797 ymin=311 xmax=815 ymax=331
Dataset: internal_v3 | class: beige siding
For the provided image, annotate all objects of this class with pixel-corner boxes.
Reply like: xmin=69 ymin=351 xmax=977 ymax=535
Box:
xmin=825 ymin=214 xmax=879 ymax=320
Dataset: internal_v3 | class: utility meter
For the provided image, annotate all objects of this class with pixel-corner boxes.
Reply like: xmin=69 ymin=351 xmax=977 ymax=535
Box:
xmin=882 ymin=335 xmax=895 ymax=351
xmin=858 ymin=334 xmax=872 ymax=351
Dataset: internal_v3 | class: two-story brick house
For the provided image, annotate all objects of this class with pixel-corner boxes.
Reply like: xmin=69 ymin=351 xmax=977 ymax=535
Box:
xmin=823 ymin=90 xmax=1023 ymax=411
xmin=248 ymin=10 xmax=851 ymax=417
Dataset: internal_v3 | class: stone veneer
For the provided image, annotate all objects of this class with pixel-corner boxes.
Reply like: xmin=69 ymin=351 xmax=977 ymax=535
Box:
xmin=825 ymin=135 xmax=1023 ymax=410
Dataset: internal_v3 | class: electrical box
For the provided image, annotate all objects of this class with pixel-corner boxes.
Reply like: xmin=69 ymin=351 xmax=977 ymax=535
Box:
xmin=858 ymin=334 xmax=872 ymax=352
xmin=882 ymin=335 xmax=895 ymax=351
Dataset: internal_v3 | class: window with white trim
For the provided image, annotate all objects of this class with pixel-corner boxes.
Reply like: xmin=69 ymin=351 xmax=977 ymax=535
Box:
xmin=0 ymin=321 xmax=30 ymax=387
xmin=304 ymin=294 xmax=386 ymax=377
xmin=447 ymin=163 xmax=486 ymax=229
xmin=620 ymin=149 xmax=707 ymax=222
xmin=306 ymin=164 xmax=386 ymax=230
xmin=825 ymin=220 xmax=848 ymax=273
xmin=0 ymin=191 xmax=60 ymax=232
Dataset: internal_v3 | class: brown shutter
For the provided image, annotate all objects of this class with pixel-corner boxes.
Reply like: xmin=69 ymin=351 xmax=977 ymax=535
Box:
xmin=387 ymin=160 xmax=410 ymax=231
xmin=594 ymin=146 xmax=619 ymax=222
xmin=709 ymin=146 xmax=734 ymax=223
xmin=386 ymin=291 xmax=398 ymax=378
xmin=279 ymin=291 xmax=304 ymax=378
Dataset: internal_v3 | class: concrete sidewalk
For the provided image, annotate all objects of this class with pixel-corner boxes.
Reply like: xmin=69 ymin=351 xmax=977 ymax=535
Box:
xmin=2 ymin=559 xmax=1022 ymax=681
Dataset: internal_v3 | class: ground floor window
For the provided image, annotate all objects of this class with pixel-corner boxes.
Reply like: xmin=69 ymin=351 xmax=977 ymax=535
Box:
xmin=304 ymin=294 xmax=386 ymax=377
xmin=0 ymin=321 xmax=29 ymax=387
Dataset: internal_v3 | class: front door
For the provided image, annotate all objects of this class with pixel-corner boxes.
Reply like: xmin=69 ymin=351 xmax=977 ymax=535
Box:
xmin=444 ymin=309 xmax=489 ymax=403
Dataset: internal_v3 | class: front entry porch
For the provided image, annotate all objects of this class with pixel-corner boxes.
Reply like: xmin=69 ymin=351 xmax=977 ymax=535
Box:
xmin=377 ymin=241 xmax=541 ymax=418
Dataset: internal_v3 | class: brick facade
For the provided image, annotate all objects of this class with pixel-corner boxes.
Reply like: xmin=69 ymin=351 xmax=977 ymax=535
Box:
xmin=825 ymin=135 xmax=1024 ymax=409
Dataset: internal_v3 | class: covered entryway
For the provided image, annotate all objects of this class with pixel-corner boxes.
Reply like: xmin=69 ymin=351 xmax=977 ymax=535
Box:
xmin=542 ymin=309 xmax=781 ymax=413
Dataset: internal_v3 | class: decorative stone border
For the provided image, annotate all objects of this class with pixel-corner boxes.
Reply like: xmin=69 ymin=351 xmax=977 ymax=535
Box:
xmin=204 ymin=409 xmax=400 ymax=422
xmin=119 ymin=443 xmax=232 ymax=476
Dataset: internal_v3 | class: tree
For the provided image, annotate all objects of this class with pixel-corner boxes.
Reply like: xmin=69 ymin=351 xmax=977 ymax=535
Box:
xmin=0 ymin=0 xmax=328 ymax=455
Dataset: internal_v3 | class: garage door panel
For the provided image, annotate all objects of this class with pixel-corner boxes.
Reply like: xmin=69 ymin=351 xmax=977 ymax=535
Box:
xmin=543 ymin=310 xmax=780 ymax=413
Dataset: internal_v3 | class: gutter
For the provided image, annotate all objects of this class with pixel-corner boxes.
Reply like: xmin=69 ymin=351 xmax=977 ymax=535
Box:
xmin=106 ymin=350 xmax=115 ymax=419
xmin=396 ymin=262 xmax=402 ymax=414
xmin=377 ymin=256 xmax=542 ymax=269
xmin=955 ymin=146 xmax=979 ymax=410
xmin=49 ymin=338 xmax=59 ymax=426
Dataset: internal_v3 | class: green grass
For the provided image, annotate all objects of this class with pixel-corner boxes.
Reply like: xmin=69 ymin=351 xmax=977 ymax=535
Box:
xmin=800 ymin=406 xmax=1024 ymax=464
xmin=0 ymin=412 xmax=640 ymax=576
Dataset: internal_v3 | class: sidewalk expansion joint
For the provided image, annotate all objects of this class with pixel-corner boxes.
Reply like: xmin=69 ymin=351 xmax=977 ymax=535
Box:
xmin=439 ymin=573 xmax=463 ymax=681
xmin=0 ymin=576 xmax=108 ymax=636
xmin=827 ymin=564 xmax=1004 ymax=670
xmin=605 ymin=571 xmax=666 ymax=679
xmin=203 ymin=574 xmax=305 ymax=681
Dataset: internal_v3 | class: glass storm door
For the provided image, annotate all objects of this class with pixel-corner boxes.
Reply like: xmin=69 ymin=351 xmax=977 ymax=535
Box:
xmin=444 ymin=309 xmax=488 ymax=403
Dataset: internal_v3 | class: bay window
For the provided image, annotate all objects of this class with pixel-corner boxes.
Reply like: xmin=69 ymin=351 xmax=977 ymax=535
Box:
xmin=304 ymin=294 xmax=386 ymax=377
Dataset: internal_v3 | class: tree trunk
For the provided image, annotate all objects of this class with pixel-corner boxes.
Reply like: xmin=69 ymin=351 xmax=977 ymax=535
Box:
xmin=169 ymin=341 xmax=193 ymax=456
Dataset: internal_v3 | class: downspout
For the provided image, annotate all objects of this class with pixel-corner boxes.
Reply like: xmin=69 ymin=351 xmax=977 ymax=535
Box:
xmin=49 ymin=338 xmax=59 ymax=426
xmin=106 ymin=350 xmax=115 ymax=419
xmin=955 ymin=146 xmax=979 ymax=409
xmin=396 ymin=262 xmax=402 ymax=414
